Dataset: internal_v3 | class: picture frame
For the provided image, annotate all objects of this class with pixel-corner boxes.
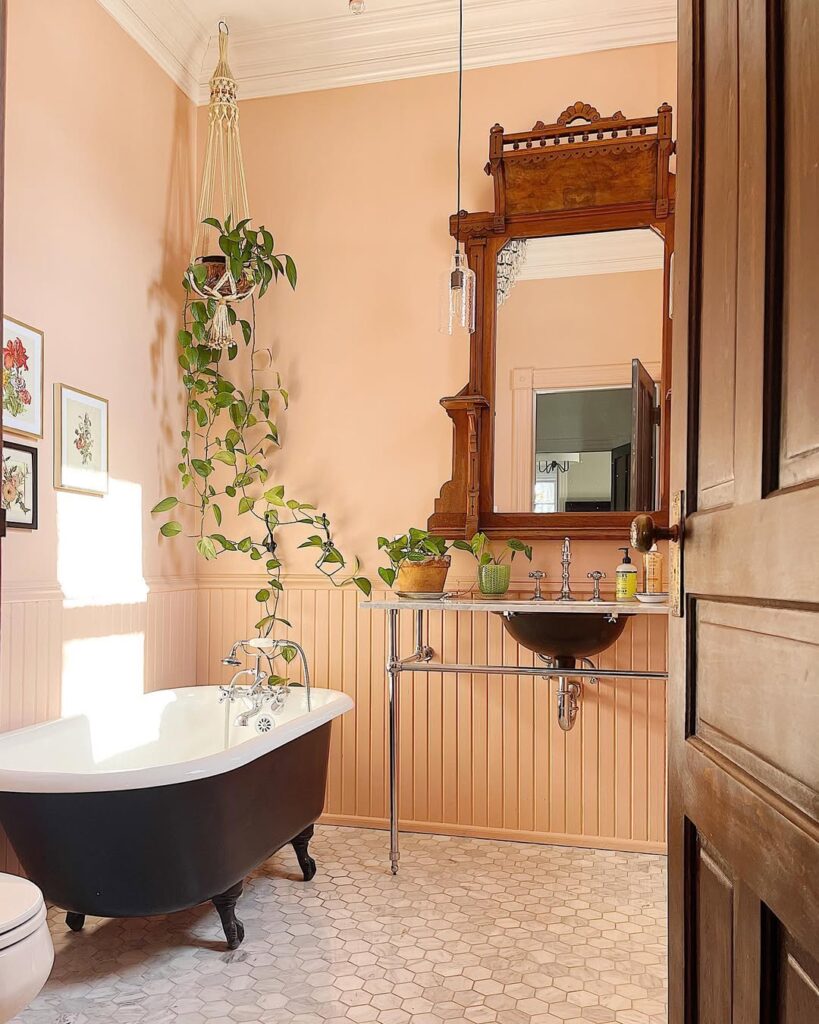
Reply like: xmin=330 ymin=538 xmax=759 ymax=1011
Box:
xmin=2 ymin=316 xmax=44 ymax=440
xmin=54 ymin=384 xmax=109 ymax=496
xmin=1 ymin=441 xmax=38 ymax=529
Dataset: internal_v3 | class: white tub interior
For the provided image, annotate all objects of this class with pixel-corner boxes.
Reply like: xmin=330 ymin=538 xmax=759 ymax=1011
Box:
xmin=0 ymin=685 xmax=352 ymax=793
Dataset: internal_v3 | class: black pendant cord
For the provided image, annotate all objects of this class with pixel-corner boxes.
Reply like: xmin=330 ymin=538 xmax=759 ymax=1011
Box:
xmin=455 ymin=0 xmax=464 ymax=257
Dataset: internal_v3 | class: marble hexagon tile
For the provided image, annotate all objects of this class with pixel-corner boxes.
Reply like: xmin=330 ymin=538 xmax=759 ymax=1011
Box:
xmin=15 ymin=827 xmax=667 ymax=1024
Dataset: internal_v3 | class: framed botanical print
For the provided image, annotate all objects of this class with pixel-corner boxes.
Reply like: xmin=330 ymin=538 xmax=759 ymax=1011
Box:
xmin=54 ymin=384 xmax=109 ymax=496
xmin=1 ymin=441 xmax=38 ymax=529
xmin=3 ymin=316 xmax=44 ymax=439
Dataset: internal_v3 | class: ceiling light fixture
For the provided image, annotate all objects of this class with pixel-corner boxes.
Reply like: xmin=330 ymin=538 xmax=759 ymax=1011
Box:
xmin=349 ymin=1 xmax=366 ymax=13
xmin=439 ymin=0 xmax=475 ymax=335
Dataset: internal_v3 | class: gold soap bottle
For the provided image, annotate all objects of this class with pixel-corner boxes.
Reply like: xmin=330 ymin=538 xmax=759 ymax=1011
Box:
xmin=643 ymin=544 xmax=664 ymax=594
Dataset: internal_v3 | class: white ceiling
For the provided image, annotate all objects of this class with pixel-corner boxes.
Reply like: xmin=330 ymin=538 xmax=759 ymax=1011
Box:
xmin=518 ymin=230 xmax=665 ymax=281
xmin=97 ymin=0 xmax=676 ymax=103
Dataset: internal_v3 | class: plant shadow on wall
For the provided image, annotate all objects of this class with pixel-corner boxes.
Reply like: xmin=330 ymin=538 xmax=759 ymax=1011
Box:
xmin=152 ymin=216 xmax=371 ymax=681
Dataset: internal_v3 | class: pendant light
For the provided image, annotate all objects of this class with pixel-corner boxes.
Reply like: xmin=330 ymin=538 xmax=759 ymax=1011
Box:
xmin=439 ymin=0 xmax=476 ymax=335
xmin=188 ymin=22 xmax=254 ymax=349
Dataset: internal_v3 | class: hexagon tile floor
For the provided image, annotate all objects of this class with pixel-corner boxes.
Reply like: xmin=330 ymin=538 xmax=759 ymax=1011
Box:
xmin=14 ymin=826 xmax=667 ymax=1024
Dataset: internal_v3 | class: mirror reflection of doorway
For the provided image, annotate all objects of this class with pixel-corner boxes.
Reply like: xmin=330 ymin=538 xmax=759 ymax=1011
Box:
xmin=534 ymin=385 xmax=632 ymax=512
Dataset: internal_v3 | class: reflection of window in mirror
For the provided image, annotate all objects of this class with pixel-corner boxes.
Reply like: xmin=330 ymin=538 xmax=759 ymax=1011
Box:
xmin=493 ymin=229 xmax=665 ymax=514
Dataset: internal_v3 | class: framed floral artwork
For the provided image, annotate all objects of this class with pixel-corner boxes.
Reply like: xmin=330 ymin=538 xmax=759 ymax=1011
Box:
xmin=3 ymin=316 xmax=44 ymax=439
xmin=1 ymin=441 xmax=38 ymax=529
xmin=54 ymin=384 xmax=109 ymax=496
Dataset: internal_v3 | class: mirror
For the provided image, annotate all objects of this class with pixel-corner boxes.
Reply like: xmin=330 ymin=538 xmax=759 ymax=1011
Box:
xmin=429 ymin=102 xmax=674 ymax=540
xmin=493 ymin=229 xmax=665 ymax=514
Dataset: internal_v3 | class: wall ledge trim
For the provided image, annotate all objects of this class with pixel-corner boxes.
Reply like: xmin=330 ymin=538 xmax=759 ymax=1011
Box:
xmin=320 ymin=814 xmax=667 ymax=856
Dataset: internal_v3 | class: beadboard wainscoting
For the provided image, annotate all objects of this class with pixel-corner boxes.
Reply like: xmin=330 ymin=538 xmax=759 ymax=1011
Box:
xmin=0 ymin=578 xmax=199 ymax=873
xmin=198 ymin=575 xmax=668 ymax=854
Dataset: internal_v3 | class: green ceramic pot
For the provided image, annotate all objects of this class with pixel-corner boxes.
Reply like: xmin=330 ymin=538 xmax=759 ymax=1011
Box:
xmin=478 ymin=563 xmax=511 ymax=596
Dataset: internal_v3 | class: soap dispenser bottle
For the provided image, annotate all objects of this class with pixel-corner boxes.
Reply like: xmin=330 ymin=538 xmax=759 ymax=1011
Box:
xmin=643 ymin=543 xmax=664 ymax=594
xmin=615 ymin=547 xmax=638 ymax=601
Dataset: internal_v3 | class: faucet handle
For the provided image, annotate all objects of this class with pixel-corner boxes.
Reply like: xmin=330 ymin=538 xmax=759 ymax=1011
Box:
xmin=218 ymin=685 xmax=234 ymax=704
xmin=587 ymin=571 xmax=606 ymax=603
xmin=528 ymin=570 xmax=547 ymax=601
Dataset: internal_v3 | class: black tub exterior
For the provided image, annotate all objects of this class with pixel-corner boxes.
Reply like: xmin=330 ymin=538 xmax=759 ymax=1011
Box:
xmin=0 ymin=722 xmax=331 ymax=919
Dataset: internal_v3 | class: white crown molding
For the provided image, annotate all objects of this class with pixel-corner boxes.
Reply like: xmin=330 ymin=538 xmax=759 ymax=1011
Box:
xmin=516 ymin=230 xmax=665 ymax=281
xmin=96 ymin=0 xmax=209 ymax=100
xmin=97 ymin=0 xmax=676 ymax=104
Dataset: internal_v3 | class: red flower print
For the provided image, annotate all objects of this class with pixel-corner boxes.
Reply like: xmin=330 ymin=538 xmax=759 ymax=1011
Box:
xmin=3 ymin=339 xmax=28 ymax=371
xmin=19 ymin=389 xmax=31 ymax=406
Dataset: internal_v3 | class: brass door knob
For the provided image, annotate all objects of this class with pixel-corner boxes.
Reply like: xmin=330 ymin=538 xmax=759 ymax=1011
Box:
xmin=630 ymin=513 xmax=680 ymax=553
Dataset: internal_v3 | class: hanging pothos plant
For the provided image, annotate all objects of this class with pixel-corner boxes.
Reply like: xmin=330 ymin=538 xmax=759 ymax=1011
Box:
xmin=152 ymin=216 xmax=371 ymax=663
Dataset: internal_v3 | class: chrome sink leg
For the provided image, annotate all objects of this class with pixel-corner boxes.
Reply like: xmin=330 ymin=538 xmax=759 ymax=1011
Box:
xmin=387 ymin=608 xmax=400 ymax=875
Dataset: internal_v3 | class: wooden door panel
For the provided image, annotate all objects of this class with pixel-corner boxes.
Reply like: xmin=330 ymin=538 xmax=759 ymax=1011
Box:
xmin=673 ymin=2 xmax=818 ymax=1015
xmin=692 ymin=600 xmax=818 ymax=818
xmin=693 ymin=838 xmax=734 ymax=1023
xmin=778 ymin=0 xmax=819 ymax=489
xmin=696 ymin=0 xmax=740 ymax=510
xmin=765 ymin=910 xmax=819 ymax=1024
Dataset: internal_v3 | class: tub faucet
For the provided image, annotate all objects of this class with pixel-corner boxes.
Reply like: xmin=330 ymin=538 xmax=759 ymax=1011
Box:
xmin=556 ymin=536 xmax=575 ymax=602
xmin=218 ymin=638 xmax=313 ymax=724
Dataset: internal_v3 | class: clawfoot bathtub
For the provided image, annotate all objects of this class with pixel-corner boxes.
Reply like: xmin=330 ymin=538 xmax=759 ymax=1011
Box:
xmin=0 ymin=685 xmax=352 ymax=949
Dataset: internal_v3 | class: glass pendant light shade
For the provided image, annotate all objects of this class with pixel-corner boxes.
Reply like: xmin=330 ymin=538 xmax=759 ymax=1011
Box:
xmin=349 ymin=0 xmax=366 ymax=12
xmin=439 ymin=251 xmax=476 ymax=334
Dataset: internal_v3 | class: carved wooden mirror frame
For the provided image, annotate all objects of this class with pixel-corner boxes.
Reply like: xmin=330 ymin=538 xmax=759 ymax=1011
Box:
xmin=429 ymin=101 xmax=676 ymax=540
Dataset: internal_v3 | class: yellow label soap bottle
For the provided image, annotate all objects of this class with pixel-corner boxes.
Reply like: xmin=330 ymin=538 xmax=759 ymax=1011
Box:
xmin=615 ymin=546 xmax=638 ymax=601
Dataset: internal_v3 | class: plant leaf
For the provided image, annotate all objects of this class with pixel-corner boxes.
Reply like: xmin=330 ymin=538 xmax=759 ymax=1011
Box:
xmin=151 ymin=496 xmax=178 ymax=514
xmin=160 ymin=521 xmax=182 ymax=537
xmin=196 ymin=536 xmax=217 ymax=560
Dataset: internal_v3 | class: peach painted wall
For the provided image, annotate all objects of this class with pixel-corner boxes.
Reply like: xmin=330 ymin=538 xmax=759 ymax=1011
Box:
xmin=195 ymin=43 xmax=676 ymax=851
xmin=0 ymin=13 xmax=674 ymax=874
xmin=0 ymin=0 xmax=198 ymax=870
xmin=494 ymin=270 xmax=665 ymax=510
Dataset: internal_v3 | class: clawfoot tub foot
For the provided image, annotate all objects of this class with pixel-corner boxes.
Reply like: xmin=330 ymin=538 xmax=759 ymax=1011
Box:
xmin=65 ymin=912 xmax=85 ymax=932
xmin=291 ymin=824 xmax=317 ymax=881
xmin=212 ymin=880 xmax=245 ymax=950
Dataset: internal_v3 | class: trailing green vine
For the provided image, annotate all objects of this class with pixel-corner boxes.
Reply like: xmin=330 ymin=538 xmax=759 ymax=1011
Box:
xmin=152 ymin=216 xmax=371 ymax=657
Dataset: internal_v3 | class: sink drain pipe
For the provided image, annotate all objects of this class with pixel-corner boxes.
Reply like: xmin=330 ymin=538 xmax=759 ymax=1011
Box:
xmin=539 ymin=656 xmax=598 ymax=732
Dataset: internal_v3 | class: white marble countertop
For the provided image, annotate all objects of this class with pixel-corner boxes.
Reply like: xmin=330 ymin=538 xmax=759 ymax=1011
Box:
xmin=362 ymin=595 xmax=669 ymax=615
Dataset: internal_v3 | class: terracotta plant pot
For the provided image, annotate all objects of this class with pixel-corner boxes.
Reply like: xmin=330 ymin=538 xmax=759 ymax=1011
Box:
xmin=395 ymin=556 xmax=451 ymax=594
xmin=193 ymin=255 xmax=255 ymax=300
xmin=478 ymin=563 xmax=511 ymax=596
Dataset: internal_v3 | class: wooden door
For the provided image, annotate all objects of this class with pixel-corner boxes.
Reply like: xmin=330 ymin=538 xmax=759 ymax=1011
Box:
xmin=670 ymin=0 xmax=819 ymax=1020
xmin=631 ymin=357 xmax=656 ymax=512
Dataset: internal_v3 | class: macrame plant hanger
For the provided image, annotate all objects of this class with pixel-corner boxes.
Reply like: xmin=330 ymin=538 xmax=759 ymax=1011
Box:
xmin=189 ymin=22 xmax=254 ymax=349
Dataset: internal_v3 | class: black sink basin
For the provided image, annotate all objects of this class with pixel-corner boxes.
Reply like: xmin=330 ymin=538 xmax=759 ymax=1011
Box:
xmin=498 ymin=611 xmax=629 ymax=666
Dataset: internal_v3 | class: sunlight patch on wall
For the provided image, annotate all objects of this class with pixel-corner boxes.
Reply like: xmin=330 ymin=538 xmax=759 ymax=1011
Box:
xmin=62 ymin=632 xmax=145 ymax=719
xmin=57 ymin=478 xmax=148 ymax=608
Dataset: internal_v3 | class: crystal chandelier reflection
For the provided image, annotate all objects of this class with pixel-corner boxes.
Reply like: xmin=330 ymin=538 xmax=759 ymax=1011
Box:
xmin=439 ymin=0 xmax=476 ymax=335
xmin=496 ymin=239 xmax=527 ymax=307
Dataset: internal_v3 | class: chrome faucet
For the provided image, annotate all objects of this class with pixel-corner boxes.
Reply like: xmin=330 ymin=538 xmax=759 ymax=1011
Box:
xmin=219 ymin=638 xmax=312 ymax=726
xmin=556 ymin=536 xmax=575 ymax=602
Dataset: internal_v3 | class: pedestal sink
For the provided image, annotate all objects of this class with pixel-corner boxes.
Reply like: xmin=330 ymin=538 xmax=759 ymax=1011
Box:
xmin=498 ymin=611 xmax=629 ymax=666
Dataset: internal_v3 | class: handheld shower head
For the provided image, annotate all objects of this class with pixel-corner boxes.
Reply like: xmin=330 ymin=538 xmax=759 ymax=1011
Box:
xmin=222 ymin=641 xmax=243 ymax=667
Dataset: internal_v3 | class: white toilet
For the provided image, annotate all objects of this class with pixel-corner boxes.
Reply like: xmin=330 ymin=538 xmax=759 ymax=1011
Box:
xmin=0 ymin=874 xmax=54 ymax=1023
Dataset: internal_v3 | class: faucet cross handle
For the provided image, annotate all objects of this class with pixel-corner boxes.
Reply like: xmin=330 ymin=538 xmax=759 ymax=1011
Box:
xmin=218 ymin=685 xmax=234 ymax=704
xmin=587 ymin=571 xmax=607 ymax=603
xmin=528 ymin=570 xmax=547 ymax=601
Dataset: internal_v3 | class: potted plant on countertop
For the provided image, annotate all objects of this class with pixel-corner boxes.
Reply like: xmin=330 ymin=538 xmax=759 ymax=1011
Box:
xmin=452 ymin=533 xmax=533 ymax=596
xmin=377 ymin=529 xmax=452 ymax=595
